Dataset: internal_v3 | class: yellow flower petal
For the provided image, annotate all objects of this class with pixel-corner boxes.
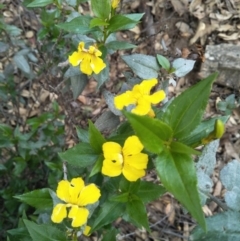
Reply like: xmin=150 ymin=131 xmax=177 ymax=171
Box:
xmin=111 ymin=0 xmax=120 ymax=9
xmin=57 ymin=180 xmax=71 ymax=202
xmin=68 ymin=206 xmax=89 ymax=227
xmin=138 ymin=79 xmax=158 ymax=95
xmin=83 ymin=225 xmax=91 ymax=236
xmin=124 ymin=153 xmax=148 ymax=170
xmin=114 ymin=91 xmax=136 ymax=110
xmin=90 ymin=55 xmax=106 ymax=74
xmin=69 ymin=178 xmax=85 ymax=204
xmin=51 ymin=203 xmax=67 ymax=223
xmin=146 ymin=90 xmax=166 ymax=104
xmin=132 ymin=97 xmax=151 ymax=115
xmin=77 ymin=184 xmax=101 ymax=206
xmin=148 ymin=108 xmax=155 ymax=117
xmin=78 ymin=42 xmax=85 ymax=51
xmin=80 ymin=54 xmax=92 ymax=75
xmin=102 ymin=158 xmax=123 ymax=177
xmin=123 ymin=136 xmax=143 ymax=156
xmin=68 ymin=52 xmax=82 ymax=66
xmin=122 ymin=164 xmax=146 ymax=181
xmin=103 ymin=142 xmax=122 ymax=159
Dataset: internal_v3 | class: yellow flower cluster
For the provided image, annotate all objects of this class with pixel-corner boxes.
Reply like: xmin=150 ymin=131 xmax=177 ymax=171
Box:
xmin=68 ymin=42 xmax=106 ymax=75
xmin=51 ymin=178 xmax=100 ymax=228
xmin=101 ymin=136 xmax=148 ymax=181
xmin=114 ymin=78 xmax=165 ymax=117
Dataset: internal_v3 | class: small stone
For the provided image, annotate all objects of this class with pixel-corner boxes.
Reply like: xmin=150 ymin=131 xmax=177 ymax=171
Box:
xmin=25 ymin=31 xmax=34 ymax=39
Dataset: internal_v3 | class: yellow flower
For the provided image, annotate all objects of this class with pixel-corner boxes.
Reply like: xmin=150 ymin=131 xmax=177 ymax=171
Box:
xmin=111 ymin=0 xmax=120 ymax=9
xmin=83 ymin=225 xmax=91 ymax=236
xmin=101 ymin=136 xmax=148 ymax=181
xmin=114 ymin=79 xmax=166 ymax=117
xmin=68 ymin=42 xmax=106 ymax=75
xmin=51 ymin=178 xmax=101 ymax=228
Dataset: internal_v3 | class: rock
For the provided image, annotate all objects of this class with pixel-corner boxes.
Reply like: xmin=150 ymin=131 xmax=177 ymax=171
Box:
xmin=200 ymin=44 xmax=240 ymax=88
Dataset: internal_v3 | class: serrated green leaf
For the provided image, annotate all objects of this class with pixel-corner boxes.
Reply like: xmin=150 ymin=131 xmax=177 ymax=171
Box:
xmin=126 ymin=199 xmax=150 ymax=231
xmin=23 ymin=220 xmax=67 ymax=241
xmin=14 ymin=188 xmax=52 ymax=210
xmin=190 ymin=211 xmax=240 ymax=240
xmin=88 ymin=120 xmax=106 ymax=153
xmin=162 ymin=73 xmax=218 ymax=139
xmin=105 ymin=41 xmax=136 ymax=50
xmin=58 ymin=142 xmax=98 ymax=167
xmin=90 ymin=18 xmax=109 ymax=28
xmin=107 ymin=15 xmax=138 ymax=32
xmin=180 ymin=115 xmax=229 ymax=147
xmin=170 ymin=141 xmax=200 ymax=155
xmin=157 ymin=54 xmax=170 ymax=71
xmin=76 ymin=126 xmax=89 ymax=143
xmin=136 ymin=181 xmax=166 ymax=203
xmin=56 ymin=16 xmax=91 ymax=34
xmin=124 ymin=111 xmax=172 ymax=154
xmin=155 ymin=149 xmax=206 ymax=230
xmin=91 ymin=201 xmax=125 ymax=232
xmin=122 ymin=54 xmax=160 ymax=79
xmin=27 ymin=0 xmax=53 ymax=7
xmin=91 ymin=0 xmax=111 ymax=19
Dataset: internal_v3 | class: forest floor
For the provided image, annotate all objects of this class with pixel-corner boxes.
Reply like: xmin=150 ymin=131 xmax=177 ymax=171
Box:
xmin=1 ymin=0 xmax=240 ymax=240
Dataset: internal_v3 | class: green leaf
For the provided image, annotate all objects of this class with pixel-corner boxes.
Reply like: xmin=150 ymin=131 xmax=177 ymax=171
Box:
xmin=162 ymin=73 xmax=218 ymax=139
xmin=70 ymin=73 xmax=88 ymax=99
xmin=76 ymin=126 xmax=89 ymax=143
xmin=91 ymin=201 xmax=125 ymax=232
xmin=190 ymin=211 xmax=240 ymax=240
xmin=110 ymin=193 xmax=129 ymax=203
xmin=105 ymin=41 xmax=136 ymax=50
xmin=156 ymin=54 xmax=170 ymax=71
xmin=58 ymin=142 xmax=98 ymax=167
xmin=155 ymin=149 xmax=206 ymax=230
xmin=89 ymin=154 xmax=104 ymax=177
xmin=93 ymin=59 xmax=109 ymax=89
xmin=23 ymin=220 xmax=67 ymax=241
xmin=14 ymin=188 xmax=52 ymax=210
xmin=124 ymin=111 xmax=172 ymax=154
xmin=220 ymin=160 xmax=240 ymax=211
xmin=107 ymin=15 xmax=138 ymax=32
xmin=90 ymin=18 xmax=109 ymax=28
xmin=136 ymin=181 xmax=166 ymax=203
xmin=170 ymin=141 xmax=200 ymax=155
xmin=172 ymin=58 xmax=195 ymax=77
xmin=91 ymin=0 xmax=111 ymax=20
xmin=180 ymin=115 xmax=229 ymax=147
xmin=123 ymin=13 xmax=144 ymax=25
xmin=56 ymin=16 xmax=91 ymax=34
xmin=7 ymin=227 xmax=31 ymax=241
xmin=122 ymin=54 xmax=160 ymax=79
xmin=126 ymin=199 xmax=150 ymax=231
xmin=13 ymin=55 xmax=31 ymax=75
xmin=88 ymin=120 xmax=106 ymax=153
xmin=27 ymin=0 xmax=54 ymax=7
xmin=102 ymin=229 xmax=118 ymax=241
